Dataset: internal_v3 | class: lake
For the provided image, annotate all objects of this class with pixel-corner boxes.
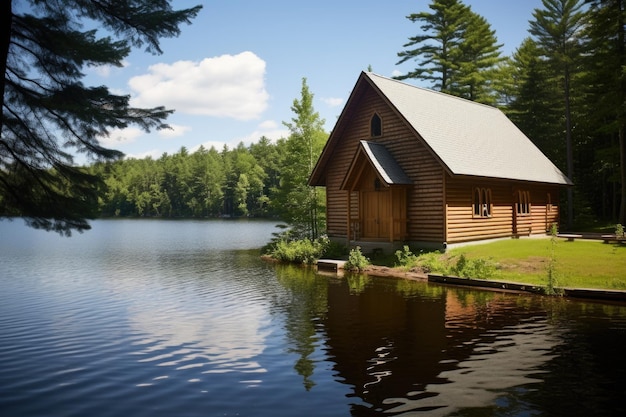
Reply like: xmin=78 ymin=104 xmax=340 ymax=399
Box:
xmin=1 ymin=219 xmax=625 ymax=416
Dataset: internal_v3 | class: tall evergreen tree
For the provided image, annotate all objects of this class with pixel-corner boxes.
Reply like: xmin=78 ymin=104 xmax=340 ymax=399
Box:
xmin=506 ymin=38 xmax=564 ymax=168
xmin=584 ymin=0 xmax=626 ymax=223
xmin=0 ymin=0 xmax=201 ymax=235
xmin=396 ymin=0 xmax=503 ymax=102
xmin=396 ymin=0 xmax=470 ymax=91
xmin=273 ymin=78 xmax=327 ymax=239
xmin=451 ymin=12 xmax=504 ymax=104
xmin=529 ymin=0 xmax=587 ymax=229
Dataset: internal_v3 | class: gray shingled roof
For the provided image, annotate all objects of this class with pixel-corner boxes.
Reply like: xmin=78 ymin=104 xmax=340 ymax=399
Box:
xmin=360 ymin=141 xmax=412 ymax=185
xmin=366 ymin=72 xmax=572 ymax=185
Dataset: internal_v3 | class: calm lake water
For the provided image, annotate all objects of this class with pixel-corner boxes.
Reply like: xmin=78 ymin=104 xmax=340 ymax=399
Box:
xmin=1 ymin=219 xmax=625 ymax=417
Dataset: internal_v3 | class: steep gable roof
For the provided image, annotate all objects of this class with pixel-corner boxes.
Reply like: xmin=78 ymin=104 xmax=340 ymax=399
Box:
xmin=366 ymin=72 xmax=572 ymax=185
xmin=310 ymin=72 xmax=572 ymax=186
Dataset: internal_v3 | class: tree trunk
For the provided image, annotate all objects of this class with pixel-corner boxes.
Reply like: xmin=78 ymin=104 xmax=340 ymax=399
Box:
xmin=564 ymin=66 xmax=574 ymax=230
xmin=0 ymin=0 xmax=12 ymax=135
xmin=618 ymin=0 xmax=626 ymax=225
xmin=617 ymin=124 xmax=626 ymax=225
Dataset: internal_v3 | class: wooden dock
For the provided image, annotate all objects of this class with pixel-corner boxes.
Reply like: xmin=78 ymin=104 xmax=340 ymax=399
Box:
xmin=316 ymin=259 xmax=346 ymax=271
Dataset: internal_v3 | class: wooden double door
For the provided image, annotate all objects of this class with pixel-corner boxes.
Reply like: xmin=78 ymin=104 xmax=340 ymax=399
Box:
xmin=361 ymin=188 xmax=407 ymax=241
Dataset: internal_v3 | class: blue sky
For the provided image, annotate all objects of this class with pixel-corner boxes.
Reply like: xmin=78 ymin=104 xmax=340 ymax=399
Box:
xmin=86 ymin=0 xmax=544 ymax=160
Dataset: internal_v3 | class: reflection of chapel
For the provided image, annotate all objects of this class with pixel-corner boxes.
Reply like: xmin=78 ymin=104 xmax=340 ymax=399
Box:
xmin=309 ymin=72 xmax=572 ymax=251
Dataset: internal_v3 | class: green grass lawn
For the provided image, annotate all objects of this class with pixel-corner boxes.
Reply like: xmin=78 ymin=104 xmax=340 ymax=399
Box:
xmin=446 ymin=238 xmax=626 ymax=290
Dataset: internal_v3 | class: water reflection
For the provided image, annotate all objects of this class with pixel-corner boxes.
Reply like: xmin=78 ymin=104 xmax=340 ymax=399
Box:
xmin=272 ymin=266 xmax=626 ymax=416
xmin=274 ymin=264 xmax=329 ymax=390
xmin=108 ymin=250 xmax=275 ymax=387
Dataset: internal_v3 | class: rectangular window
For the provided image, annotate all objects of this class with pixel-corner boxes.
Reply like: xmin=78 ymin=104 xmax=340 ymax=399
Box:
xmin=473 ymin=187 xmax=492 ymax=218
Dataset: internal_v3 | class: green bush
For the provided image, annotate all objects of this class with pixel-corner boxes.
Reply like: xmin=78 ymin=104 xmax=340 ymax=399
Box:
xmin=449 ymin=254 xmax=496 ymax=279
xmin=267 ymin=235 xmax=349 ymax=265
xmin=395 ymin=245 xmax=418 ymax=268
xmin=415 ymin=251 xmax=448 ymax=274
xmin=270 ymin=238 xmax=327 ymax=264
xmin=344 ymin=246 xmax=370 ymax=271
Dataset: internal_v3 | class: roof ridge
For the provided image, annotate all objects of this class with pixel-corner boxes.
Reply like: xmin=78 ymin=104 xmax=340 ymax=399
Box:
xmin=364 ymin=71 xmax=500 ymax=112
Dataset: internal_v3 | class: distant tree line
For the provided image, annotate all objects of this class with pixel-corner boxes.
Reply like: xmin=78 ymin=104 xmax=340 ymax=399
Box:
xmin=90 ymin=78 xmax=328 ymax=239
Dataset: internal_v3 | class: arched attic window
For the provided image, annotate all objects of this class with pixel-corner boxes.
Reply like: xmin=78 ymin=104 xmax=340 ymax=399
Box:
xmin=370 ymin=113 xmax=382 ymax=137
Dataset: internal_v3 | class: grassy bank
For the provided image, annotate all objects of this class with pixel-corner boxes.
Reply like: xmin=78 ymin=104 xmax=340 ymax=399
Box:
xmin=264 ymin=233 xmax=625 ymax=291
xmin=440 ymin=238 xmax=626 ymax=290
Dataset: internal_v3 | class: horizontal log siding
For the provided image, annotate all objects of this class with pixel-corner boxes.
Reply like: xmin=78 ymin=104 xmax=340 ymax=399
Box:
xmin=324 ymin=100 xmax=368 ymax=238
xmin=529 ymin=186 xmax=560 ymax=233
xmin=446 ymin=178 xmax=561 ymax=243
xmin=323 ymin=87 xmax=445 ymax=242
xmin=446 ymin=177 xmax=513 ymax=242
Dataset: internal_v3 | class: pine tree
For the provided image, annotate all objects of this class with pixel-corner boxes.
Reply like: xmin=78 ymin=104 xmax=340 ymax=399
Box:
xmin=0 ymin=0 xmax=201 ymax=235
xmin=396 ymin=0 xmax=471 ymax=91
xmin=273 ymin=78 xmax=327 ymax=239
xmin=396 ymin=0 xmax=503 ymax=102
xmin=451 ymin=12 xmax=504 ymax=104
xmin=506 ymin=38 xmax=564 ymax=168
xmin=584 ymin=0 xmax=626 ymax=223
xmin=529 ymin=0 xmax=587 ymax=229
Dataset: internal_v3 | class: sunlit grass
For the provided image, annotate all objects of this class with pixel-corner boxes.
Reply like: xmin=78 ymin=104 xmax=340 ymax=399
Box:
xmin=446 ymin=238 xmax=626 ymax=290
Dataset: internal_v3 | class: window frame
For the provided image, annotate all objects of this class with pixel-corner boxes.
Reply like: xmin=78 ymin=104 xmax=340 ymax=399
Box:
xmin=370 ymin=113 xmax=382 ymax=137
xmin=516 ymin=190 xmax=531 ymax=216
xmin=546 ymin=193 xmax=552 ymax=212
xmin=472 ymin=187 xmax=492 ymax=218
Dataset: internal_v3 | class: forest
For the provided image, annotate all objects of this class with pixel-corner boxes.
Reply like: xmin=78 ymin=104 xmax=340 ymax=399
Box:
xmin=90 ymin=77 xmax=329 ymax=237
xmin=89 ymin=0 xmax=625 ymax=232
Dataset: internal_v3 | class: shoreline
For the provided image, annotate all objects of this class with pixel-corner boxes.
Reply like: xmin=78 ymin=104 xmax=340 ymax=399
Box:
xmin=323 ymin=262 xmax=626 ymax=304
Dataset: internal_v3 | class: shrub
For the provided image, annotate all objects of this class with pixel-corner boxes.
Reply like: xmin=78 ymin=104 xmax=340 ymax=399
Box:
xmin=395 ymin=245 xmax=418 ymax=268
xmin=413 ymin=251 xmax=448 ymax=274
xmin=449 ymin=254 xmax=496 ymax=279
xmin=344 ymin=246 xmax=370 ymax=271
xmin=270 ymin=238 xmax=327 ymax=264
xmin=545 ymin=224 xmax=562 ymax=296
xmin=616 ymin=223 xmax=624 ymax=238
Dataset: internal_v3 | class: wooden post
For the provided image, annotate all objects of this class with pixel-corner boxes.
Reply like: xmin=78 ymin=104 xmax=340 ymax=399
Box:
xmin=389 ymin=187 xmax=394 ymax=242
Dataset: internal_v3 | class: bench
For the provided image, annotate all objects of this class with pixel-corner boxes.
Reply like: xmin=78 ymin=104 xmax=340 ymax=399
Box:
xmin=557 ymin=233 xmax=582 ymax=242
xmin=601 ymin=235 xmax=626 ymax=245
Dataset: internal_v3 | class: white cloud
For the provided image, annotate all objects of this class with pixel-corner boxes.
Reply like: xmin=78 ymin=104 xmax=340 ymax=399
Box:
xmin=259 ymin=120 xmax=278 ymax=130
xmin=158 ymin=124 xmax=192 ymax=138
xmin=238 ymin=120 xmax=289 ymax=144
xmin=321 ymin=97 xmax=343 ymax=107
xmin=125 ymin=149 xmax=163 ymax=160
xmin=98 ymin=127 xmax=144 ymax=147
xmin=128 ymin=51 xmax=269 ymax=120
xmin=391 ymin=69 xmax=404 ymax=78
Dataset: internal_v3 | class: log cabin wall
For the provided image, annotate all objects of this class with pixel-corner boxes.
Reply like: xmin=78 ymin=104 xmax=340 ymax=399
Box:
xmin=323 ymin=85 xmax=446 ymax=244
xmin=446 ymin=176 xmax=513 ymax=242
xmin=445 ymin=176 xmax=561 ymax=243
xmin=528 ymin=185 xmax=560 ymax=233
xmin=323 ymin=96 xmax=367 ymax=239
